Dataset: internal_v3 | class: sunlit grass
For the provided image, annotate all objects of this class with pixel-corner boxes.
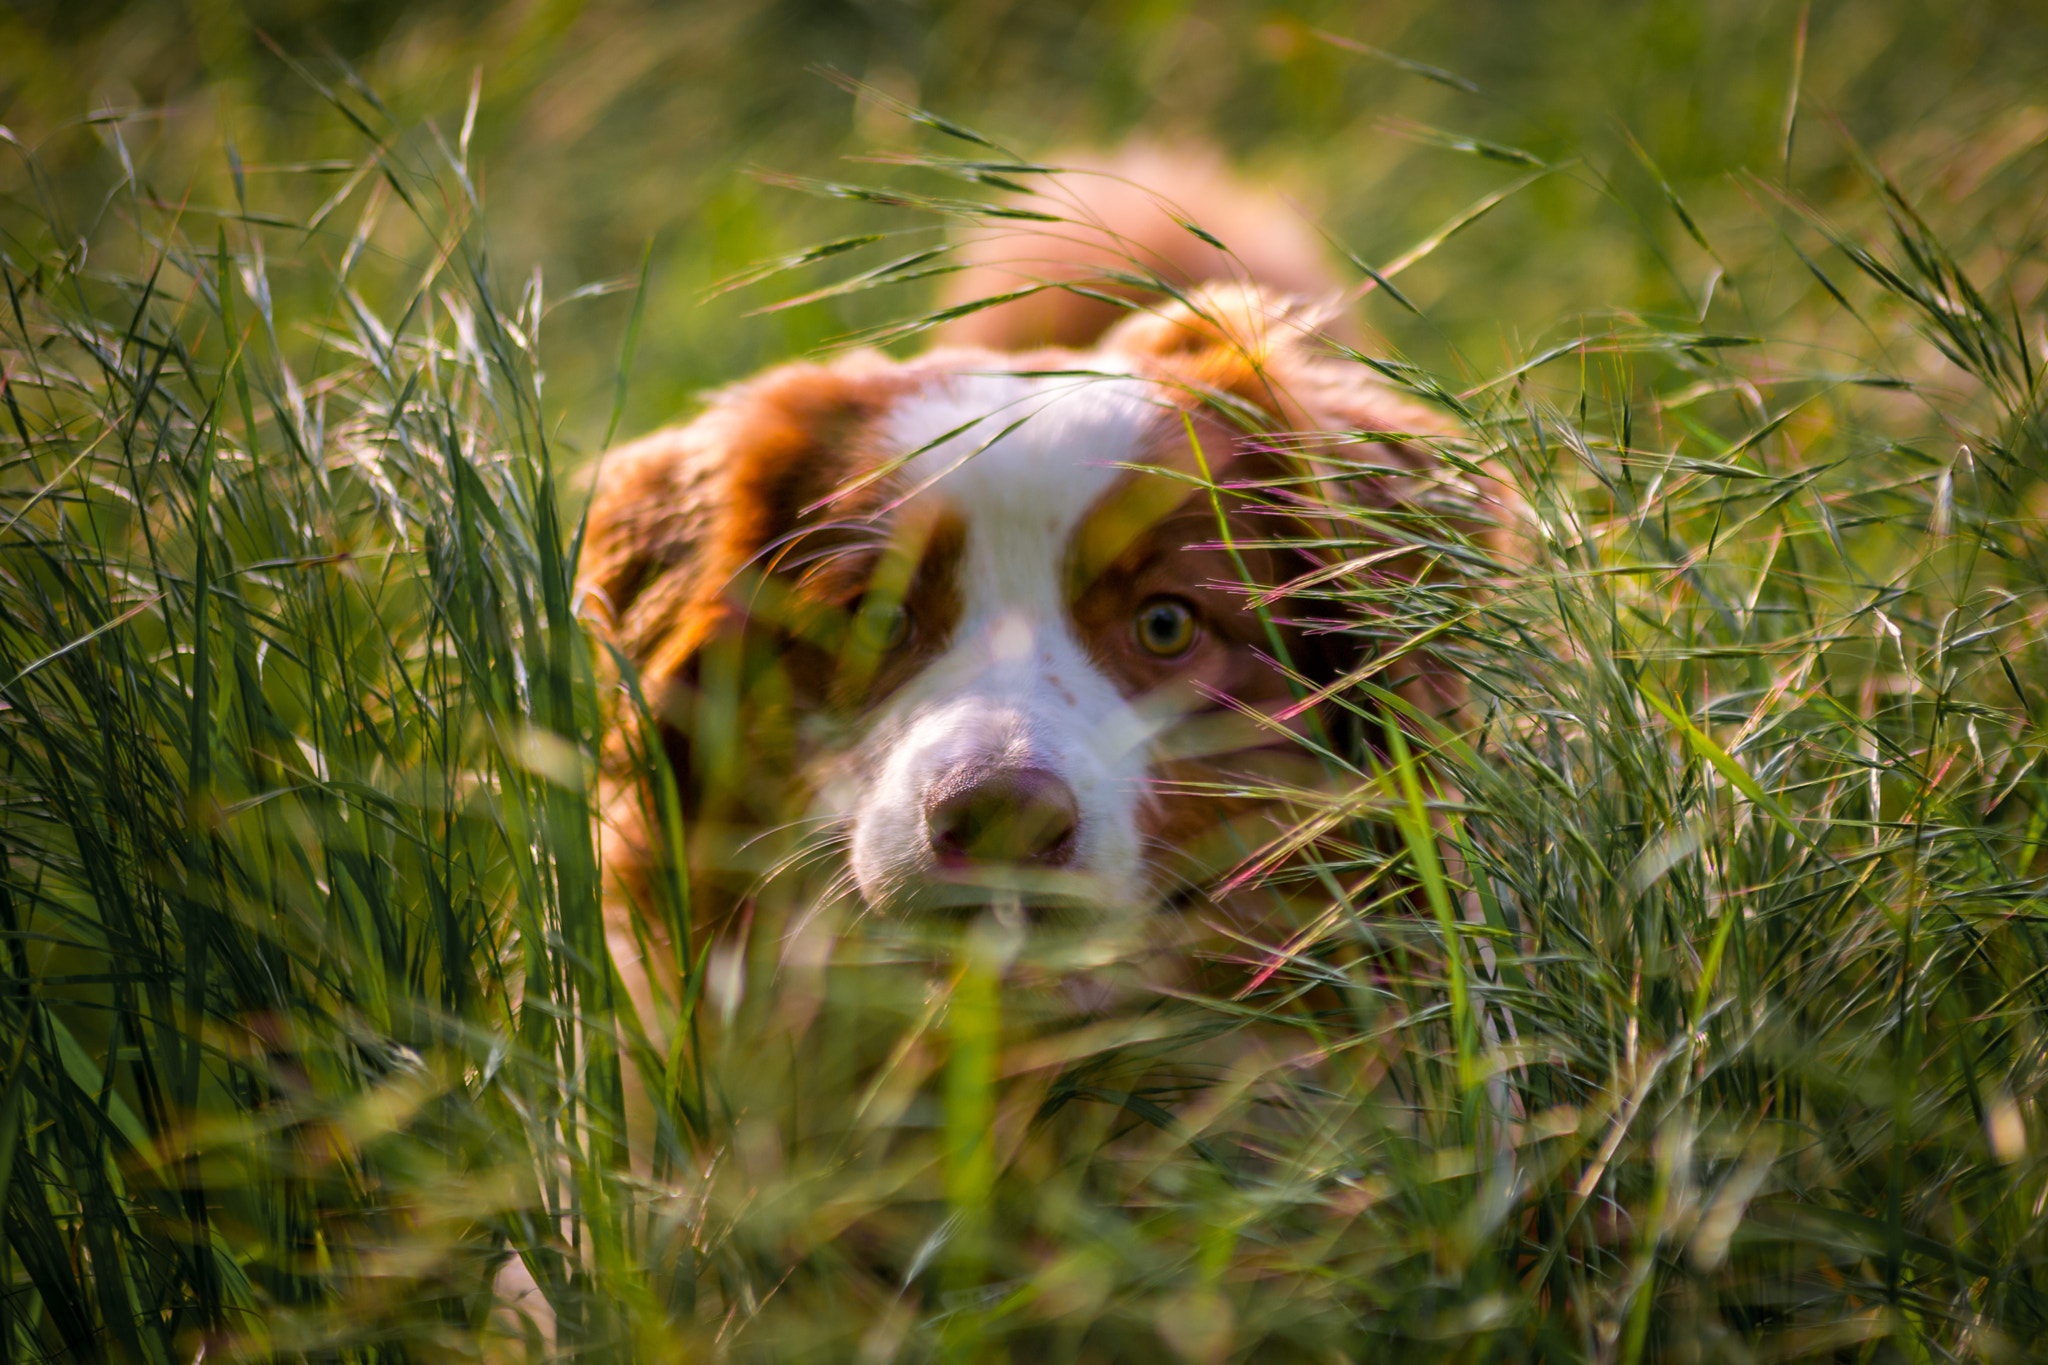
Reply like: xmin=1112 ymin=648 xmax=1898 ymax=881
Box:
xmin=2 ymin=18 xmax=2046 ymax=1365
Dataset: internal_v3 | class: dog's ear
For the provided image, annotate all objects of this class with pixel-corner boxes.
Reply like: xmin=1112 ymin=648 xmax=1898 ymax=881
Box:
xmin=581 ymin=353 xmax=918 ymax=937
xmin=579 ymin=352 xmax=913 ymax=818
xmin=578 ymin=352 xmax=914 ymax=693
xmin=1101 ymin=282 xmax=1443 ymax=450
xmin=577 ymin=422 xmax=720 ymax=675
xmin=1098 ymin=282 xmax=1333 ymax=425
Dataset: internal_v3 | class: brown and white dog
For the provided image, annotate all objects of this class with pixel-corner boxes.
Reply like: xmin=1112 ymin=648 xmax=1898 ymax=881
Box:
xmin=577 ymin=149 xmax=1510 ymax=992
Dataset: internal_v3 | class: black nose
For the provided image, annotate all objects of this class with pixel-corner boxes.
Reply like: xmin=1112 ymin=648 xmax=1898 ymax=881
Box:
xmin=925 ymin=764 xmax=1079 ymax=867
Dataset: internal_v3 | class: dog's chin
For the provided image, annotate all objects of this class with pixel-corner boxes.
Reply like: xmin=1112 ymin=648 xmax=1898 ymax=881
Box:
xmin=851 ymin=862 xmax=1169 ymax=1007
xmin=857 ymin=860 xmax=1142 ymax=929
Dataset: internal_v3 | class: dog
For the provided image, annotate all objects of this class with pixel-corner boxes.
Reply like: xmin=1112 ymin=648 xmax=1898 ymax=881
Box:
xmin=495 ymin=150 xmax=1520 ymax=1350
xmin=576 ymin=148 xmax=1513 ymax=1017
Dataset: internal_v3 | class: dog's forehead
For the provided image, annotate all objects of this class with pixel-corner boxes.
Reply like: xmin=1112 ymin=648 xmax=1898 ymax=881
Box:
xmin=883 ymin=370 xmax=1166 ymax=535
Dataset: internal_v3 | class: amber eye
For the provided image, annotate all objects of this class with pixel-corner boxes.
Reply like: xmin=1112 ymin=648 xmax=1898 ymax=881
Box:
xmin=855 ymin=598 xmax=911 ymax=652
xmin=1133 ymin=596 xmax=1198 ymax=658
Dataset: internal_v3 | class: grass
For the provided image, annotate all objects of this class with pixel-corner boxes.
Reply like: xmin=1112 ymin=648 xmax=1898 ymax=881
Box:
xmin=3 ymin=8 xmax=2047 ymax=1362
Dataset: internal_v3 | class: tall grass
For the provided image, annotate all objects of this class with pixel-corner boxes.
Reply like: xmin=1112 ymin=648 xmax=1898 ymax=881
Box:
xmin=0 ymin=93 xmax=633 ymax=1358
xmin=3 ymin=37 xmax=2046 ymax=1365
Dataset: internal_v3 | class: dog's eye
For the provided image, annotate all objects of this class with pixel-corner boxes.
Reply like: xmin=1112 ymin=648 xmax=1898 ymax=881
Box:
xmin=855 ymin=598 xmax=912 ymax=652
xmin=1133 ymin=596 xmax=1198 ymax=658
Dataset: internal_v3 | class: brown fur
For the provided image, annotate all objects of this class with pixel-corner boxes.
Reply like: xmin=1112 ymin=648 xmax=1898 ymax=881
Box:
xmin=579 ymin=355 xmax=922 ymax=689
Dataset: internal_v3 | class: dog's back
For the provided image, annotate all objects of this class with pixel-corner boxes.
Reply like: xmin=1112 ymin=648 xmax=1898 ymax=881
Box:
xmin=933 ymin=143 xmax=1348 ymax=351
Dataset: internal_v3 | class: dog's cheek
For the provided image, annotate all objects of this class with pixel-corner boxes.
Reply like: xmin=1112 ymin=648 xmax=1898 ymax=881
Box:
xmin=656 ymin=625 xmax=805 ymax=823
xmin=1136 ymin=738 xmax=1328 ymax=890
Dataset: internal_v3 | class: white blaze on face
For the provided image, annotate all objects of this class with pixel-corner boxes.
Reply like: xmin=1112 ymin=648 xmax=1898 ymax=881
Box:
xmin=840 ymin=370 xmax=1164 ymax=909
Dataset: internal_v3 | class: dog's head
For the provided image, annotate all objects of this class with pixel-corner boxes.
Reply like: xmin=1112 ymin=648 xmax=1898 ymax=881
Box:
xmin=581 ymin=286 xmax=1502 ymax=925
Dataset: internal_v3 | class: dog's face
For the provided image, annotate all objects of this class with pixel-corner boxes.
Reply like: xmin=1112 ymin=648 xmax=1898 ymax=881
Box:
xmin=582 ymin=289 xmax=1484 ymax=926
xmin=830 ymin=369 xmax=1327 ymax=912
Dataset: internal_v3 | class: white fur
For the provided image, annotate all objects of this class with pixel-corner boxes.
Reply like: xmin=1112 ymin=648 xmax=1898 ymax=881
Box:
xmin=832 ymin=370 xmax=1168 ymax=909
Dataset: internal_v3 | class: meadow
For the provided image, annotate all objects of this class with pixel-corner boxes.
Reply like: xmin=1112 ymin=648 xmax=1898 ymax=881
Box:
xmin=2 ymin=1 xmax=2046 ymax=1359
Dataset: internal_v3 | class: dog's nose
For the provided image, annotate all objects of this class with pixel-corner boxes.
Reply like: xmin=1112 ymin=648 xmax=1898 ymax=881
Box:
xmin=925 ymin=764 xmax=1079 ymax=867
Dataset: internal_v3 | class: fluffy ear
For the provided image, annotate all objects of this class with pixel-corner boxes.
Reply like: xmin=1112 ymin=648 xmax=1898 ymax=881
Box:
xmin=1100 ymin=281 xmax=1437 ymax=443
xmin=577 ymin=352 xmax=914 ymax=691
xmin=577 ymin=424 xmax=722 ymax=670
xmin=581 ymin=353 xmax=921 ymax=958
xmin=1099 ymin=282 xmax=1339 ymax=426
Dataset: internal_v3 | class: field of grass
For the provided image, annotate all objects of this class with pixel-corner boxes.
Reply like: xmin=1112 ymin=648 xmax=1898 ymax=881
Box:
xmin=3 ymin=2 xmax=2047 ymax=1360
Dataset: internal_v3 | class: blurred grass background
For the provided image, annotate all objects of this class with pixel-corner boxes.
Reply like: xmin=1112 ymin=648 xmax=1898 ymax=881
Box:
xmin=9 ymin=0 xmax=2045 ymax=446
xmin=3 ymin=1 xmax=2048 ymax=1361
